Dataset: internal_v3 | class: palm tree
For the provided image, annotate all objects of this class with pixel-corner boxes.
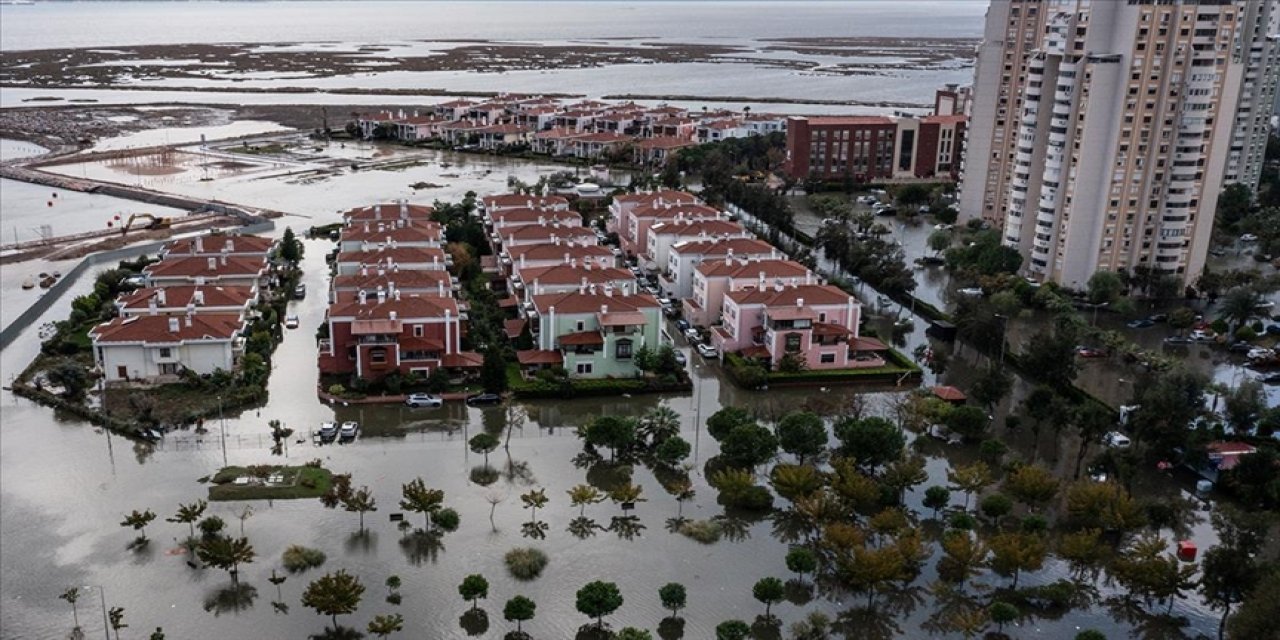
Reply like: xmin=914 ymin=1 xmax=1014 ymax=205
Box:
xmin=566 ymin=484 xmax=604 ymax=517
xmin=520 ymin=488 xmax=548 ymax=525
xmin=58 ymin=587 xmax=81 ymax=632
xmin=638 ymin=405 xmax=681 ymax=444
xmin=167 ymin=500 xmax=207 ymax=538
xmin=120 ymin=509 xmax=157 ymax=542
xmin=1219 ymin=287 xmax=1261 ymax=336
xmin=197 ymin=536 xmax=256 ymax=586
xmin=609 ymin=482 xmax=645 ymax=511
xmin=108 ymin=607 xmax=127 ymax=640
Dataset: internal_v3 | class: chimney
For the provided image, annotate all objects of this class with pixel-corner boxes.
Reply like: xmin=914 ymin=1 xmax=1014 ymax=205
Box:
xmin=374 ymin=204 xmax=383 ymax=219
xmin=604 ymin=283 xmax=613 ymax=297
xmin=774 ymin=281 xmax=784 ymax=292
xmin=395 ymin=289 xmax=402 ymax=301
xmin=400 ymin=200 xmax=408 ymax=217
xmin=562 ymin=252 xmax=570 ymax=265
xmin=206 ymin=257 xmax=217 ymax=270
xmin=224 ymin=239 xmax=234 ymax=253
xmin=361 ymin=266 xmax=369 ymax=276
xmin=168 ymin=317 xmax=180 ymax=333
xmin=359 ymin=289 xmax=367 ymax=305
xmin=193 ymin=290 xmax=204 ymax=306
xmin=601 ymin=304 xmax=608 ymax=315
xmin=156 ymin=288 xmax=167 ymax=306
xmin=437 ymin=280 xmax=445 ymax=297
xmin=194 ymin=236 xmax=204 ymax=254
xmin=797 ymin=297 xmax=804 ymax=308
xmin=184 ymin=312 xmax=192 ymax=328
xmin=148 ymin=297 xmax=158 ymax=315
xmin=220 ymin=254 xmax=228 ymax=266
xmin=377 ymin=289 xmax=386 ymax=304
xmin=389 ymin=310 xmax=397 ymax=321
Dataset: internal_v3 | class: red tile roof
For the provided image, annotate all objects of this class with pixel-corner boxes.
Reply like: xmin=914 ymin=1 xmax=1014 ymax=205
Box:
xmin=166 ymin=234 xmax=275 ymax=255
xmin=696 ymin=258 xmax=810 ymax=279
xmin=598 ymin=311 xmax=648 ymax=326
xmin=559 ymin=330 xmax=605 ymax=346
xmin=482 ymin=194 xmax=570 ymax=210
xmin=343 ymin=203 xmax=435 ymax=221
xmin=333 ymin=270 xmax=452 ymax=292
xmin=631 ymin=203 xmax=719 ymax=219
xmin=921 ymin=114 xmax=968 ymax=125
xmin=443 ymin=351 xmax=484 ymax=368
xmin=649 ymin=219 xmax=746 ymax=238
xmin=490 ymin=208 xmax=582 ymax=226
xmin=767 ymin=307 xmax=818 ymax=321
xmin=517 ymin=350 xmax=563 ymax=365
xmin=516 ymin=264 xmax=633 ymax=286
xmin=117 ymin=285 xmax=255 ymax=311
xmin=506 ymin=242 xmax=613 ymax=262
xmin=725 ymin=283 xmax=855 ymax=307
xmin=504 ymin=318 xmax=527 ymax=339
xmin=636 ymin=136 xmax=697 ymax=150
xmin=932 ymin=386 xmax=967 ymax=402
xmin=614 ymin=190 xmax=699 ymax=205
xmin=144 ymin=255 xmax=267 ymax=278
xmin=573 ymin=132 xmax=633 ymax=144
xmin=531 ymin=291 xmax=658 ymax=315
xmin=850 ymin=336 xmax=887 ymax=351
xmin=91 ymin=313 xmax=244 ymax=344
xmin=671 ymin=237 xmax=776 ymax=258
xmin=329 ymin=295 xmax=460 ymax=320
xmin=336 ymin=246 xmax=446 ymax=264
xmin=342 ymin=221 xmax=443 ymax=244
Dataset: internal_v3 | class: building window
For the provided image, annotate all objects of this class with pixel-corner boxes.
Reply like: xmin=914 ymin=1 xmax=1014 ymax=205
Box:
xmin=576 ymin=320 xmax=585 ymax=331
xmin=413 ymin=325 xmax=424 ymax=338
xmin=576 ymin=363 xmax=593 ymax=375
xmin=370 ymin=348 xmax=387 ymax=364
xmin=785 ymin=333 xmax=802 ymax=352
xmin=158 ymin=347 xmax=172 ymax=358
xmin=615 ymin=339 xmax=633 ymax=360
xmin=820 ymin=353 xmax=836 ymax=364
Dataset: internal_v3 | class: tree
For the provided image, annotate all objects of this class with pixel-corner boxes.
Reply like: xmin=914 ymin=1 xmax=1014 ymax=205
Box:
xmin=1004 ymin=464 xmax=1059 ymax=510
xmin=120 ymin=509 xmax=157 ymax=542
xmin=776 ymin=411 xmax=827 ymax=463
xmin=59 ymin=587 xmax=81 ymax=632
xmin=1063 ymin=481 xmax=1144 ymax=534
xmin=616 ymin=628 xmax=652 ymax=640
xmin=923 ymin=486 xmax=951 ymax=518
xmin=928 ymin=229 xmax=952 ymax=255
xmin=1111 ymin=535 xmax=1198 ymax=614
xmin=706 ymin=406 xmax=756 ymax=441
xmin=769 ymin=464 xmax=825 ymax=502
xmin=197 ymin=536 xmax=256 ymax=586
xmin=752 ymin=577 xmax=785 ymax=620
xmin=1224 ymin=380 xmax=1266 ymax=434
xmin=458 ymin=574 xmax=489 ymax=611
xmin=785 ymin=547 xmax=818 ymax=583
xmin=1201 ymin=507 xmax=1270 ymax=639
xmin=340 ymin=485 xmax=378 ymax=531
xmin=947 ymin=462 xmax=993 ymax=511
xmin=108 ymin=606 xmax=127 ymax=640
xmin=1086 ymin=270 xmax=1125 ymax=305
xmin=1227 ymin=568 xmax=1280 ymax=640
xmin=881 ymin=455 xmax=929 ymax=505
xmin=480 ymin=346 xmax=508 ymax=393
xmin=718 ymin=423 xmax=778 ymax=469
xmin=399 ymin=478 xmax=445 ymax=530
xmin=1219 ymin=287 xmax=1261 ymax=336
xmin=987 ymin=531 xmax=1046 ymax=588
xmin=979 ymin=493 xmax=1013 ymax=522
xmin=654 ymin=436 xmax=692 ymax=466
xmin=566 ymin=484 xmax=605 ymax=517
xmin=638 ymin=404 xmax=681 ymax=444
xmin=715 ymin=620 xmax=751 ymax=640
xmin=969 ymin=366 xmax=1013 ymax=413
xmin=280 ymin=226 xmax=303 ymax=264
xmin=302 ymin=570 xmax=365 ymax=629
xmin=1073 ymin=402 xmax=1113 ymax=479
xmin=989 ymin=601 xmax=1019 ymax=633
xmin=367 ymin=613 xmax=404 ymax=638
xmin=469 ymin=432 xmax=500 ymax=466
xmin=658 ymin=582 xmax=687 ymax=618
xmin=583 ymin=415 xmax=637 ymax=461
xmin=944 ymin=406 xmax=990 ymax=442
xmin=520 ymin=488 xmax=548 ymax=524
xmin=833 ymin=417 xmax=903 ymax=471
xmin=1216 ymin=182 xmax=1254 ymax=228
xmin=609 ymin=482 xmax=646 ymax=509
xmin=1075 ymin=631 xmax=1107 ymax=640
xmin=938 ymin=530 xmax=987 ymax=587
xmin=167 ymin=500 xmax=208 ymax=539
xmin=575 ymin=581 xmax=623 ymax=627
xmin=503 ymin=595 xmax=536 ymax=633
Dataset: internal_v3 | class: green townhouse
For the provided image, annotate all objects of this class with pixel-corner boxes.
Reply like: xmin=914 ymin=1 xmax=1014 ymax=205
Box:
xmin=527 ymin=287 xmax=663 ymax=378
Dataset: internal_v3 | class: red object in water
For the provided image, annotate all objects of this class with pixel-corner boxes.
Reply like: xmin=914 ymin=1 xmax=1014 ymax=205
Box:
xmin=46 ymin=201 xmax=52 ymax=207
xmin=107 ymin=221 xmax=113 ymax=227
xmin=51 ymin=192 xmax=57 ymax=198
xmin=1177 ymin=540 xmax=1197 ymax=562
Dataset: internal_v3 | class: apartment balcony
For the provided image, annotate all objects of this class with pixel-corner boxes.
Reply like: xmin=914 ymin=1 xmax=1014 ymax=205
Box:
xmin=356 ymin=334 xmax=398 ymax=345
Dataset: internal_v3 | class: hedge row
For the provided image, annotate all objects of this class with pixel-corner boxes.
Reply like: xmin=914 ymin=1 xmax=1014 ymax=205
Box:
xmin=506 ymin=365 xmax=690 ymax=399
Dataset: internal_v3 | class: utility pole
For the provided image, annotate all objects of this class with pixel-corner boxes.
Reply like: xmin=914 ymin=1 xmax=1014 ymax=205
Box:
xmin=218 ymin=395 xmax=228 ymax=468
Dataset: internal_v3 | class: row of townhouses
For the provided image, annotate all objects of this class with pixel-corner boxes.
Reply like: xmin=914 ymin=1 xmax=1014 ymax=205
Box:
xmin=90 ymin=234 xmax=278 ymax=383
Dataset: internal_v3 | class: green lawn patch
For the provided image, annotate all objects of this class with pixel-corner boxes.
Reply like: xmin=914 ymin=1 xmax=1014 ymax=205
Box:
xmin=207 ymin=465 xmax=333 ymax=501
xmin=722 ymin=350 xmax=921 ymax=389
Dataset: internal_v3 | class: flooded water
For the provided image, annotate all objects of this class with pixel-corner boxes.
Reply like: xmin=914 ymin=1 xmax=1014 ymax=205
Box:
xmin=0 ymin=233 xmax=1226 ymax=640
xmin=89 ymin=121 xmax=293 ymax=152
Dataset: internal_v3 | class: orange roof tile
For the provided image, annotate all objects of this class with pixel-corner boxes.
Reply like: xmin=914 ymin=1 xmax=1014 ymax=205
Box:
xmin=91 ymin=313 xmax=244 ymax=344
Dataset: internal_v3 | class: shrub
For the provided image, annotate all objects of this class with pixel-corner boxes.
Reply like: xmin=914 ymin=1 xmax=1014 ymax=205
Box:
xmin=435 ymin=508 xmax=461 ymax=533
xmin=677 ymin=519 xmax=722 ymax=544
xmin=282 ymin=545 xmax=327 ymax=572
xmin=504 ymin=547 xmax=549 ymax=581
xmin=720 ymin=485 xmax=774 ymax=512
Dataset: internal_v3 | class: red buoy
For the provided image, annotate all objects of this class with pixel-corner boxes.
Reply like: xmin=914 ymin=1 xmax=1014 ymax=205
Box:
xmin=47 ymin=201 xmax=53 ymax=207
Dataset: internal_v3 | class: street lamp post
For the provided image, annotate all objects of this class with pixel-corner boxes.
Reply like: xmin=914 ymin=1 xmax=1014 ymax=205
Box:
xmin=82 ymin=585 xmax=109 ymax=640
xmin=994 ymin=314 xmax=1009 ymax=366
xmin=218 ymin=394 xmax=228 ymax=467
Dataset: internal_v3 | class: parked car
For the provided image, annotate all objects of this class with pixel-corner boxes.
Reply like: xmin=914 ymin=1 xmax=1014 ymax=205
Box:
xmin=317 ymin=422 xmax=338 ymax=442
xmin=338 ymin=421 xmax=359 ymax=441
xmin=1190 ymin=328 xmax=1216 ymax=341
xmin=1076 ymin=347 xmax=1108 ymax=358
xmin=1104 ymin=431 xmax=1132 ymax=448
xmin=683 ymin=327 xmax=700 ymax=342
xmin=1126 ymin=319 xmax=1155 ymax=329
xmin=1163 ymin=336 xmax=1193 ymax=345
xmin=1261 ymin=373 xmax=1280 ymax=385
xmin=674 ymin=350 xmax=688 ymax=366
xmin=1247 ymin=347 xmax=1275 ymax=361
xmin=465 ymin=393 xmax=502 ymax=407
xmin=957 ymin=287 xmax=984 ymax=297
xmin=1228 ymin=342 xmax=1254 ymax=354
xmin=933 ymin=223 xmax=953 ymax=231
xmin=1241 ymin=233 xmax=1258 ymax=242
xmin=696 ymin=343 xmax=719 ymax=359
xmin=674 ymin=319 xmax=691 ymax=332
xmin=293 ymin=283 xmax=306 ymax=299
xmin=284 ymin=315 xmax=300 ymax=329
xmin=1147 ymin=313 xmax=1168 ymax=323
xmin=405 ymin=393 xmax=444 ymax=408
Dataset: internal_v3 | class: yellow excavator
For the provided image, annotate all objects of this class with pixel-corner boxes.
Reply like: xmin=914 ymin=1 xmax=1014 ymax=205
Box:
xmin=121 ymin=213 xmax=172 ymax=235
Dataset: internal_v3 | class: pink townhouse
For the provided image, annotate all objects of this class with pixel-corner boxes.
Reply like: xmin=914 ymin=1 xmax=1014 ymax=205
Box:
xmin=606 ymin=189 xmax=701 ymax=249
xmin=481 ymin=194 xmax=571 ymax=214
xmin=501 ymin=241 xmax=616 ymax=275
xmin=684 ymin=258 xmax=813 ymax=327
xmin=496 ymin=223 xmax=598 ymax=249
xmin=712 ymin=283 xmax=868 ymax=371
xmin=644 ymin=218 xmax=749 ymax=267
xmin=487 ymin=207 xmax=581 ymax=232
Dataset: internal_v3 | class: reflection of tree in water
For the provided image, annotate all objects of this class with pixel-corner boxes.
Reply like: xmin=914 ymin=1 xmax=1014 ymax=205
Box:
xmin=567 ymin=516 xmax=604 ymax=539
xmin=308 ymin=626 xmax=364 ymax=640
xmin=469 ymin=465 xmax=499 ymax=486
xmin=769 ymin=508 xmax=811 ymax=545
xmin=520 ymin=520 xmax=548 ymax=539
xmin=832 ymin=605 xmax=900 ymax=640
xmin=608 ymin=515 xmax=646 ymax=540
xmin=344 ymin=529 xmax=377 ymax=555
xmin=1105 ymin=596 xmax=1190 ymax=640
xmin=920 ymin=582 xmax=981 ymax=637
xmin=583 ymin=459 xmax=633 ymax=493
xmin=502 ymin=454 xmax=536 ymax=486
xmin=202 ymin=583 xmax=258 ymax=616
xmin=458 ymin=608 xmax=489 ymax=636
xmin=271 ymin=601 xmax=290 ymax=615
xmin=574 ymin=625 xmax=612 ymax=640
xmin=656 ymin=616 xmax=685 ymax=640
xmin=784 ymin=579 xmax=813 ymax=606
xmin=750 ymin=617 xmax=782 ymax=640
xmin=664 ymin=516 xmax=689 ymax=534
xmin=398 ymin=530 xmax=445 ymax=565
xmin=712 ymin=515 xmax=752 ymax=542
xmin=132 ymin=441 xmax=155 ymax=465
